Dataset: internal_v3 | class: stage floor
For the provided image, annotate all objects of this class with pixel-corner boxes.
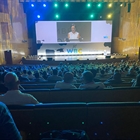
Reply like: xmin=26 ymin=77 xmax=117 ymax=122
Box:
xmin=23 ymin=54 xmax=128 ymax=65
xmin=38 ymin=54 xmax=127 ymax=61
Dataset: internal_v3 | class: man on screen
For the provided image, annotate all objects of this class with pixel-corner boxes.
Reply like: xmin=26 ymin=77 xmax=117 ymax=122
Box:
xmin=68 ymin=24 xmax=80 ymax=40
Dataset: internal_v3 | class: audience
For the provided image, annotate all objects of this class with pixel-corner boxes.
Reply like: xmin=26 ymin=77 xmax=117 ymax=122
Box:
xmin=132 ymin=74 xmax=140 ymax=87
xmin=48 ymin=69 xmax=62 ymax=83
xmin=79 ymin=71 xmax=105 ymax=89
xmin=21 ymin=70 xmax=28 ymax=78
xmin=33 ymin=72 xmax=46 ymax=83
xmin=16 ymin=71 xmax=30 ymax=82
xmin=0 ymin=72 xmax=39 ymax=105
xmin=0 ymin=102 xmax=22 ymax=140
xmin=27 ymin=71 xmax=35 ymax=80
xmin=0 ymin=60 xmax=139 ymax=91
xmin=104 ymin=70 xmax=123 ymax=84
xmin=0 ymin=72 xmax=8 ymax=93
xmin=55 ymin=72 xmax=77 ymax=89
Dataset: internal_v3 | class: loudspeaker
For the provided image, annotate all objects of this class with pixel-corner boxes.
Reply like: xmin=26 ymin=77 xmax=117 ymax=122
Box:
xmin=47 ymin=58 xmax=53 ymax=61
xmin=128 ymin=3 xmax=131 ymax=12
xmin=138 ymin=47 xmax=140 ymax=61
xmin=105 ymin=55 xmax=111 ymax=59
xmin=4 ymin=50 xmax=12 ymax=64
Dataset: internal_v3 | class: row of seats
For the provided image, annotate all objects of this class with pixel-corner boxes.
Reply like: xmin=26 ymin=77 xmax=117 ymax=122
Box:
xmin=8 ymin=102 xmax=140 ymax=140
xmin=19 ymin=87 xmax=140 ymax=103
xmin=21 ymin=82 xmax=132 ymax=89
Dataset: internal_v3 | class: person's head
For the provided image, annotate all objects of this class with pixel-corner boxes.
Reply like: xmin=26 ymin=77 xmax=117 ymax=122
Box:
xmin=58 ymin=70 xmax=63 ymax=77
xmin=34 ymin=72 xmax=40 ymax=79
xmin=0 ymin=72 xmax=7 ymax=83
xmin=4 ymin=72 xmax=20 ymax=90
xmin=42 ymin=71 xmax=47 ymax=76
xmin=71 ymin=24 xmax=76 ymax=33
xmin=91 ymin=69 xmax=97 ymax=78
xmin=82 ymin=71 xmax=93 ymax=83
xmin=113 ymin=72 xmax=121 ymax=81
xmin=136 ymin=74 xmax=140 ymax=86
xmin=100 ymin=69 xmax=105 ymax=75
xmin=64 ymin=72 xmax=74 ymax=83
xmin=53 ymin=69 xmax=58 ymax=76
xmin=23 ymin=70 xmax=27 ymax=74
xmin=28 ymin=71 xmax=32 ymax=75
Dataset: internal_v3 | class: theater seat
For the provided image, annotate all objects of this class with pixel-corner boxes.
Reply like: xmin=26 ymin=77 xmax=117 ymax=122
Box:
xmin=33 ymin=102 xmax=87 ymax=138
xmin=87 ymin=102 xmax=140 ymax=139
xmin=8 ymin=104 xmax=36 ymax=140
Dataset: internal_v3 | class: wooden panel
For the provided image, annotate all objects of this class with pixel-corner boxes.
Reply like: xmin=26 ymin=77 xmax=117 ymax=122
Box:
xmin=112 ymin=1 xmax=140 ymax=59
xmin=0 ymin=0 xmax=29 ymax=64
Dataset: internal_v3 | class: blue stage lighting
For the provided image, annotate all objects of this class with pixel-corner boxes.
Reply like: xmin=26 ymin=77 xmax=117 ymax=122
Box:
xmin=31 ymin=4 xmax=34 ymax=7
xmin=37 ymin=15 xmax=40 ymax=18
xmin=43 ymin=4 xmax=46 ymax=7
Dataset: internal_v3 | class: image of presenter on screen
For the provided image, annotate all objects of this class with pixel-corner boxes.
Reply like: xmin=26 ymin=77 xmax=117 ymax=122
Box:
xmin=68 ymin=24 xmax=80 ymax=40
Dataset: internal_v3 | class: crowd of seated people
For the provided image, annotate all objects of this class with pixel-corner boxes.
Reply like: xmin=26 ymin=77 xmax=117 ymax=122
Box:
xmin=0 ymin=60 xmax=140 ymax=93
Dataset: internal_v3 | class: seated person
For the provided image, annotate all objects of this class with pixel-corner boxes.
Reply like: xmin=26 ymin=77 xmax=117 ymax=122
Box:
xmin=79 ymin=71 xmax=105 ymax=89
xmin=132 ymin=74 xmax=140 ymax=87
xmin=0 ymin=72 xmax=8 ymax=93
xmin=42 ymin=71 xmax=49 ymax=80
xmin=68 ymin=24 xmax=80 ymax=40
xmin=33 ymin=72 xmax=46 ymax=83
xmin=27 ymin=71 xmax=35 ymax=80
xmin=0 ymin=72 xmax=39 ymax=105
xmin=91 ymin=69 xmax=100 ymax=82
xmin=16 ymin=71 xmax=30 ymax=82
xmin=104 ymin=72 xmax=122 ymax=84
xmin=55 ymin=72 xmax=77 ymax=89
xmin=127 ymin=67 xmax=136 ymax=77
xmin=99 ymin=69 xmax=106 ymax=77
xmin=21 ymin=70 xmax=28 ymax=78
xmin=0 ymin=102 xmax=22 ymax=140
xmin=47 ymin=69 xmax=62 ymax=83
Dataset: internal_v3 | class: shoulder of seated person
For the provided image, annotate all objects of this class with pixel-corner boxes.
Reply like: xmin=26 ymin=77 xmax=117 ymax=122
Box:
xmin=56 ymin=81 xmax=63 ymax=83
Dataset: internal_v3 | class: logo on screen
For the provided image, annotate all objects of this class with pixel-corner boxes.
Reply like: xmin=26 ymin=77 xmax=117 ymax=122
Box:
xmin=104 ymin=36 xmax=110 ymax=39
xmin=67 ymin=49 xmax=82 ymax=54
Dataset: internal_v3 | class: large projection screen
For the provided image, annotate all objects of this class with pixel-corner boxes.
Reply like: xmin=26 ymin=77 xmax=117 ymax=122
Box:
xmin=35 ymin=20 xmax=112 ymax=44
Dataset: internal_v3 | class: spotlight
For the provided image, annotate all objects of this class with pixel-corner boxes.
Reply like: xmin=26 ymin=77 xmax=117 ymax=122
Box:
xmin=43 ymin=4 xmax=46 ymax=7
xmin=37 ymin=15 xmax=40 ymax=19
xmin=55 ymin=14 xmax=59 ymax=19
xmin=65 ymin=3 xmax=69 ymax=7
xmin=31 ymin=4 xmax=34 ymax=7
xmin=108 ymin=3 xmax=112 ymax=8
xmin=120 ymin=4 xmax=123 ymax=7
xmin=97 ymin=3 xmax=101 ymax=8
xmin=107 ymin=14 xmax=112 ymax=18
xmin=87 ymin=3 xmax=91 ymax=7
xmin=54 ymin=3 xmax=58 ymax=7
xmin=90 ymin=14 xmax=94 ymax=18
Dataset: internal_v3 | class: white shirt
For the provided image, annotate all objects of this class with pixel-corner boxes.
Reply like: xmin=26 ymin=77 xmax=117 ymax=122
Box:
xmin=28 ymin=75 xmax=35 ymax=80
xmin=79 ymin=82 xmax=105 ymax=89
xmin=68 ymin=32 xmax=79 ymax=39
xmin=0 ymin=90 xmax=39 ymax=105
xmin=55 ymin=81 xmax=77 ymax=89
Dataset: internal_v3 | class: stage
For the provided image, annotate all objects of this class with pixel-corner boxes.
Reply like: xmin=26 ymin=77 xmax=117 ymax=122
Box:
xmin=22 ymin=54 xmax=129 ymax=65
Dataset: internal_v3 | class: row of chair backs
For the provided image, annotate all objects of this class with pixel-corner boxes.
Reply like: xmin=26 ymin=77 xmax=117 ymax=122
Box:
xmin=21 ymin=82 xmax=132 ymax=89
xmin=21 ymin=88 xmax=140 ymax=103
xmin=8 ymin=102 xmax=140 ymax=140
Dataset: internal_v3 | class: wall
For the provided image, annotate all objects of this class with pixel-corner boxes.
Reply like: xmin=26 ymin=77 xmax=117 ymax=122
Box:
xmin=0 ymin=0 xmax=29 ymax=64
xmin=112 ymin=1 xmax=140 ymax=59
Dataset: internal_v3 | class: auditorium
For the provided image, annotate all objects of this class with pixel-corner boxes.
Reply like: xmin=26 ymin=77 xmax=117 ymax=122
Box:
xmin=0 ymin=0 xmax=140 ymax=139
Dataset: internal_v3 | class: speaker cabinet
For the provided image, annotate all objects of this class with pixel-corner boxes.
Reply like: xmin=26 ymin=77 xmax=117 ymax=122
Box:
xmin=4 ymin=50 xmax=12 ymax=64
xmin=105 ymin=55 xmax=111 ymax=59
xmin=47 ymin=58 xmax=53 ymax=61
xmin=128 ymin=3 xmax=131 ymax=12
